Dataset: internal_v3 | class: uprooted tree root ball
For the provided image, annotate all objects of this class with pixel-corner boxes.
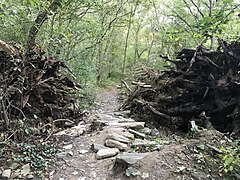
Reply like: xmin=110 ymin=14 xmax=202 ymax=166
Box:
xmin=0 ymin=40 xmax=84 ymax=141
xmin=122 ymin=40 xmax=240 ymax=136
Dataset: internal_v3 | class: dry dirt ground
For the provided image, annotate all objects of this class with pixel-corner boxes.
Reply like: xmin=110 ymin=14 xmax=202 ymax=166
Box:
xmin=46 ymin=86 xmax=224 ymax=180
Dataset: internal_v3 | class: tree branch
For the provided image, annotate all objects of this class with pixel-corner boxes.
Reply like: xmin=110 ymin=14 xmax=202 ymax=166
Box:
xmin=189 ymin=0 xmax=205 ymax=18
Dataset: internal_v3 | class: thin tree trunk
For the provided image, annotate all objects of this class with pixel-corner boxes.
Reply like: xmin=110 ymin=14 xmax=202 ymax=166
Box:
xmin=122 ymin=1 xmax=139 ymax=80
xmin=122 ymin=13 xmax=131 ymax=80
xmin=209 ymin=0 xmax=214 ymax=49
xmin=133 ymin=22 xmax=141 ymax=66
xmin=26 ymin=0 xmax=62 ymax=56
xmin=147 ymin=36 xmax=154 ymax=65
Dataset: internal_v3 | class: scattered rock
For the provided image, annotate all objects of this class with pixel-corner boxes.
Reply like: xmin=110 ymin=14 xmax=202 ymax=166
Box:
xmin=49 ymin=170 xmax=55 ymax=177
xmin=9 ymin=162 xmax=20 ymax=170
xmin=56 ymin=152 xmax=68 ymax=159
xmin=2 ymin=169 xmax=11 ymax=179
xmin=128 ymin=129 xmax=146 ymax=139
xmin=96 ymin=148 xmax=120 ymax=159
xmin=72 ymin=171 xmax=79 ymax=175
xmin=142 ymin=127 xmax=152 ymax=135
xmin=90 ymin=171 xmax=97 ymax=178
xmin=79 ymin=149 xmax=88 ymax=154
xmin=150 ymin=128 xmax=159 ymax=136
xmin=91 ymin=143 xmax=109 ymax=153
xmin=26 ymin=174 xmax=34 ymax=179
xmin=63 ymin=144 xmax=73 ymax=150
xmin=105 ymin=139 xmax=128 ymax=151
xmin=141 ymin=172 xmax=150 ymax=179
xmin=68 ymin=151 xmax=74 ymax=156
xmin=107 ymin=133 xmax=131 ymax=144
xmin=20 ymin=164 xmax=31 ymax=176
xmin=125 ymin=166 xmax=141 ymax=177
xmin=116 ymin=153 xmax=149 ymax=165
xmin=107 ymin=122 xmax=145 ymax=129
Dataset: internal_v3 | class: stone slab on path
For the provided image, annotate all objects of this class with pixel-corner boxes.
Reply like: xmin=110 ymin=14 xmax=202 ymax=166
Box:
xmin=96 ymin=148 xmax=120 ymax=160
xmin=128 ymin=129 xmax=146 ymax=139
xmin=91 ymin=143 xmax=109 ymax=153
xmin=107 ymin=122 xmax=145 ymax=129
xmin=116 ymin=153 xmax=149 ymax=165
xmin=105 ymin=139 xmax=128 ymax=151
xmin=107 ymin=133 xmax=131 ymax=144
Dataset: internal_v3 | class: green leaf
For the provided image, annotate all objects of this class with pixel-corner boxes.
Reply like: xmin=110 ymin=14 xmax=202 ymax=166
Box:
xmin=223 ymin=0 xmax=234 ymax=3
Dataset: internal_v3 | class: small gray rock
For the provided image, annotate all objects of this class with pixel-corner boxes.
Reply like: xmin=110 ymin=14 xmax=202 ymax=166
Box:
xmin=96 ymin=148 xmax=119 ymax=159
xmin=116 ymin=153 xmax=148 ymax=165
xmin=142 ymin=127 xmax=151 ymax=135
xmin=26 ymin=174 xmax=34 ymax=179
xmin=63 ymin=144 xmax=73 ymax=150
xmin=56 ymin=152 xmax=68 ymax=159
xmin=91 ymin=143 xmax=109 ymax=153
xmin=68 ymin=151 xmax=74 ymax=156
xmin=2 ymin=169 xmax=11 ymax=179
xmin=79 ymin=149 xmax=88 ymax=154
xmin=150 ymin=128 xmax=159 ymax=136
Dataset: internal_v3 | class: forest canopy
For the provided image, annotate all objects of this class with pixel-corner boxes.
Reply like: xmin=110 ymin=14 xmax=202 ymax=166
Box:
xmin=0 ymin=0 xmax=239 ymax=86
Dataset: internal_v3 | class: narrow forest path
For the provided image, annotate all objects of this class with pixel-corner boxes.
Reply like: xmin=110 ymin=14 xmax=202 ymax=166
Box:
xmin=47 ymin=86 xmax=222 ymax=180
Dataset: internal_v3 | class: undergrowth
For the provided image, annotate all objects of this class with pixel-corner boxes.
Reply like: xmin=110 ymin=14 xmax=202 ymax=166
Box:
xmin=219 ymin=140 xmax=240 ymax=179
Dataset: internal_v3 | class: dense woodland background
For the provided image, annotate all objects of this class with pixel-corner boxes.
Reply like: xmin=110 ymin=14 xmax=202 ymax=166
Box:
xmin=1 ymin=0 xmax=239 ymax=99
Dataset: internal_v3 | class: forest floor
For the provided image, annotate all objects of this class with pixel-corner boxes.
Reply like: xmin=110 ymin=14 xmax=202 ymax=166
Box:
xmin=45 ymin=86 xmax=224 ymax=180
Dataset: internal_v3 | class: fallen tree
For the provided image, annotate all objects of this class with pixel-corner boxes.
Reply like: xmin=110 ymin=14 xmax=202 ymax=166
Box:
xmin=122 ymin=40 xmax=240 ymax=136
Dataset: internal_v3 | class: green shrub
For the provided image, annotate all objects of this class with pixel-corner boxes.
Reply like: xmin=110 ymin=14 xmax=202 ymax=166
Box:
xmin=219 ymin=141 xmax=240 ymax=179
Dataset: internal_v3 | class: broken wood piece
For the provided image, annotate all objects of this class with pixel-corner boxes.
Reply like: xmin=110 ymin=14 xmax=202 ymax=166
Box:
xmin=121 ymin=80 xmax=132 ymax=92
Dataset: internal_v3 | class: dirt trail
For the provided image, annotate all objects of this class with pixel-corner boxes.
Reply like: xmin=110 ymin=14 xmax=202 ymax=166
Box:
xmin=47 ymin=86 xmax=221 ymax=180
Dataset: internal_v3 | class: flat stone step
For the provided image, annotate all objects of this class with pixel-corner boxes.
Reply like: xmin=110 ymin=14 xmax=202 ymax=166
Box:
xmin=107 ymin=133 xmax=131 ymax=144
xmin=96 ymin=148 xmax=120 ymax=160
xmin=105 ymin=139 xmax=128 ymax=151
xmin=107 ymin=122 xmax=145 ymax=129
xmin=91 ymin=143 xmax=109 ymax=153
xmin=128 ymin=129 xmax=146 ymax=139
xmin=116 ymin=153 xmax=149 ymax=165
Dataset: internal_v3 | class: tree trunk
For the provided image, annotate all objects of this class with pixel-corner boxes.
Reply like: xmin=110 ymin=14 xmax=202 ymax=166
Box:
xmin=209 ymin=0 xmax=214 ymax=49
xmin=133 ymin=22 xmax=141 ymax=66
xmin=122 ymin=0 xmax=139 ymax=80
xmin=26 ymin=0 xmax=62 ymax=56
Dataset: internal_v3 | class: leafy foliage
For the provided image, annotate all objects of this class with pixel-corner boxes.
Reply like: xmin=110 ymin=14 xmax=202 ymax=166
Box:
xmin=219 ymin=141 xmax=240 ymax=179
